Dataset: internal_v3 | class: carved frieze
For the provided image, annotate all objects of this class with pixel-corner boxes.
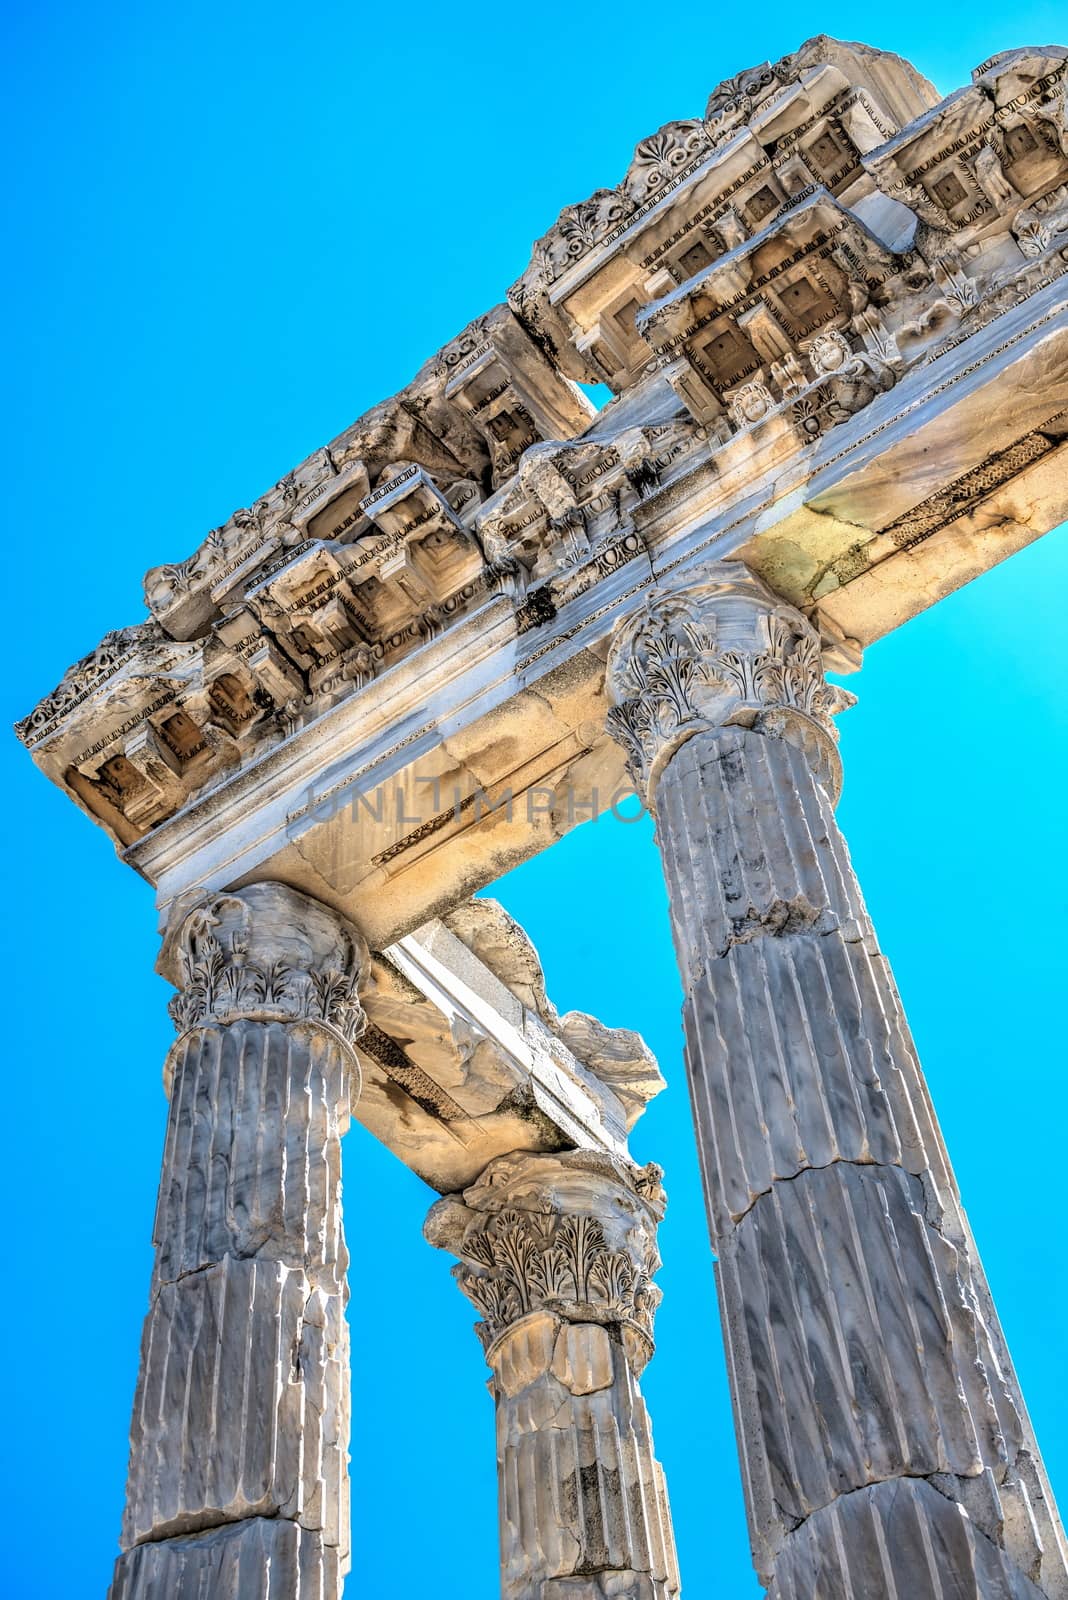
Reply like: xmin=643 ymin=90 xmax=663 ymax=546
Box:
xmin=508 ymin=40 xmax=938 ymax=391
xmin=866 ymin=51 xmax=1068 ymax=258
xmin=635 ymin=189 xmax=906 ymax=426
xmin=19 ymin=40 xmax=1068 ymax=1600
xmin=16 ymin=625 xmax=188 ymax=750
xmin=475 ymin=413 xmax=699 ymax=587
xmin=436 ymin=305 xmax=595 ymax=488
xmin=137 ymin=307 xmax=589 ymax=646
xmin=812 ymin=421 xmax=1066 ymax=594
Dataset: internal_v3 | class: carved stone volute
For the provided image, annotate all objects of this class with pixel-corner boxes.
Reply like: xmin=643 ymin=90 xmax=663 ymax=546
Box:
xmin=604 ymin=561 xmax=856 ymax=805
xmin=159 ymin=881 xmax=368 ymax=1050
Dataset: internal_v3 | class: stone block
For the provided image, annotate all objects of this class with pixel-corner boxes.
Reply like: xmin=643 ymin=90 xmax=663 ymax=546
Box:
xmin=716 ymin=1161 xmax=1036 ymax=1581
xmin=552 ymin=1323 xmax=616 ymax=1395
xmin=768 ymin=1478 xmax=1047 ymax=1600
xmin=122 ymin=1256 xmax=347 ymax=1554
xmin=109 ymin=1516 xmax=341 ymax=1600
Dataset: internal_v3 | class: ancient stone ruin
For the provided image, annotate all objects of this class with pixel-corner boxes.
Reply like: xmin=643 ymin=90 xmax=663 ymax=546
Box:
xmin=17 ymin=33 xmax=1068 ymax=1600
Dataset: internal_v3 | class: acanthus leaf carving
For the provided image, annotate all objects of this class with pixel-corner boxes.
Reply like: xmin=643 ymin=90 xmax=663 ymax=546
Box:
xmin=163 ymin=883 xmax=367 ymax=1048
xmin=605 ymin=563 xmax=856 ymax=802
xmin=454 ymin=1203 xmax=655 ymax=1352
xmin=436 ymin=1151 xmax=665 ymax=1359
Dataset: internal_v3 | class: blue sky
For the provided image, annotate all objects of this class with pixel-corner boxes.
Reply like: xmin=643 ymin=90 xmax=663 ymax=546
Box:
xmin=2 ymin=3 xmax=1065 ymax=1596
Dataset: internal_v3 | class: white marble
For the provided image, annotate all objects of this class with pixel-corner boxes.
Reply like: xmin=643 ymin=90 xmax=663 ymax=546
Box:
xmin=13 ymin=34 xmax=1068 ymax=1600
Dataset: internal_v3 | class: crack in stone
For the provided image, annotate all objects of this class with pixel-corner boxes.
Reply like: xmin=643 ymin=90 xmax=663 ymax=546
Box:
xmin=684 ymin=919 xmax=879 ymax=984
xmin=150 ymin=1248 xmax=340 ymax=1299
xmin=725 ymin=1152 xmax=888 ymax=1231
xmin=771 ymin=1466 xmax=1044 ymax=1576
xmin=129 ymin=1507 xmax=343 ymax=1552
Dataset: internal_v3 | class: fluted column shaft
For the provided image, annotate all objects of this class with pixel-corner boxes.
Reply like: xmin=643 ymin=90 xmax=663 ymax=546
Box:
xmin=606 ymin=563 xmax=1067 ymax=1600
xmin=427 ymin=1151 xmax=681 ymax=1600
xmin=109 ymin=883 xmax=366 ymax=1600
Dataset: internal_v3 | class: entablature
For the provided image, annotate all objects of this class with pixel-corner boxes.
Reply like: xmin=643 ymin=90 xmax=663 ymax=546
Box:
xmin=140 ymin=304 xmax=594 ymax=645
xmin=356 ymin=898 xmax=665 ymax=1192
xmin=100 ymin=285 xmax=1067 ymax=951
xmin=16 ymin=35 xmax=1068 ymax=923
xmin=508 ymin=39 xmax=939 ymax=392
xmin=634 ymin=189 xmax=905 ymax=426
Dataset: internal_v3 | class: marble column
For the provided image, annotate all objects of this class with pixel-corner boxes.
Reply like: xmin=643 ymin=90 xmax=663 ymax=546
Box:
xmin=426 ymin=1150 xmax=681 ymax=1600
xmin=604 ymin=562 xmax=1067 ymax=1600
xmin=109 ymin=882 xmax=366 ymax=1600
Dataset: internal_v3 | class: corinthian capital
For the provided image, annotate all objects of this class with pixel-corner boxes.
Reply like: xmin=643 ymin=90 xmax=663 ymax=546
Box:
xmin=426 ymin=1150 xmax=666 ymax=1370
xmin=605 ymin=561 xmax=855 ymax=802
xmin=159 ymin=881 xmax=368 ymax=1045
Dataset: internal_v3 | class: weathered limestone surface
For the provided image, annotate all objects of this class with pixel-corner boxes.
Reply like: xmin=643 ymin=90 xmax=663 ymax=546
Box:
xmin=109 ymin=885 xmax=674 ymax=1600
xmin=427 ymin=1151 xmax=679 ymax=1600
xmin=605 ymin=561 xmax=1067 ymax=1597
xmin=109 ymin=883 xmax=365 ymax=1598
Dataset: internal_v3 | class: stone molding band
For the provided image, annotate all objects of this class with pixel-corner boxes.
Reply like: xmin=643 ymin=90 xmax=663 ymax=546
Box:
xmin=17 ymin=31 xmax=1068 ymax=1600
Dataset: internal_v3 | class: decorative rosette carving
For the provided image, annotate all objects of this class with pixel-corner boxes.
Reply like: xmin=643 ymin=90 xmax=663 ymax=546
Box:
xmin=160 ymin=882 xmax=367 ymax=1046
xmin=605 ymin=562 xmax=856 ymax=803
